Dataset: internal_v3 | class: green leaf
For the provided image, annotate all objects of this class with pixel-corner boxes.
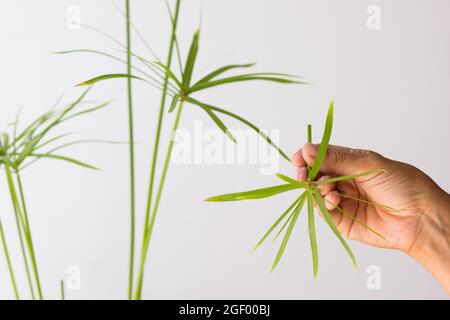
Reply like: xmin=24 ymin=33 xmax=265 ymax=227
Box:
xmin=312 ymin=189 xmax=358 ymax=270
xmin=186 ymin=98 xmax=236 ymax=143
xmin=307 ymin=124 xmax=312 ymax=174
xmin=308 ymin=101 xmax=334 ymax=181
xmin=273 ymin=209 xmax=295 ymax=242
xmin=61 ymin=101 xmax=111 ymax=122
xmin=13 ymin=89 xmax=93 ymax=156
xmin=168 ymin=94 xmax=180 ymax=113
xmin=56 ymin=49 xmax=170 ymax=92
xmin=271 ymin=193 xmax=306 ymax=271
xmin=275 ymin=173 xmax=306 ymax=188
xmin=154 ymin=61 xmax=182 ymax=88
xmin=252 ymin=195 xmax=303 ymax=252
xmin=337 ymin=192 xmax=399 ymax=213
xmin=77 ymin=73 xmax=143 ymax=86
xmin=189 ymin=73 xmax=303 ymax=93
xmin=314 ymin=169 xmax=386 ymax=184
xmin=322 ymin=198 xmax=385 ymax=239
xmin=307 ymin=192 xmax=318 ymax=279
xmin=15 ymin=135 xmax=41 ymax=166
xmin=28 ymin=153 xmax=99 ymax=170
xmin=182 ymin=30 xmax=200 ymax=88
xmin=205 ymin=184 xmax=301 ymax=202
xmin=204 ymin=104 xmax=290 ymax=162
xmin=34 ymin=133 xmax=74 ymax=151
xmin=193 ymin=63 xmax=256 ymax=86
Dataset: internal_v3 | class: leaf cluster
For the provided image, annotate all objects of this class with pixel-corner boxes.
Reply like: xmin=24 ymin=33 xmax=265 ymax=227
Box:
xmin=206 ymin=102 xmax=392 ymax=277
xmin=0 ymin=88 xmax=109 ymax=172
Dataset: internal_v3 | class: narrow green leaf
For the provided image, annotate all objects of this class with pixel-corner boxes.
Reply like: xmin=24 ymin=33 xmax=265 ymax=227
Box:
xmin=314 ymin=169 xmax=386 ymax=185
xmin=77 ymin=73 xmax=143 ymax=86
xmin=56 ymin=49 xmax=170 ymax=92
xmin=205 ymin=184 xmax=301 ymax=202
xmin=28 ymin=153 xmax=99 ymax=170
xmin=34 ymin=133 xmax=74 ymax=150
xmin=193 ymin=63 xmax=256 ymax=86
xmin=308 ymin=101 xmax=334 ymax=180
xmin=322 ymin=197 xmax=385 ymax=239
xmin=168 ymin=94 xmax=180 ymax=113
xmin=154 ymin=61 xmax=182 ymax=87
xmin=61 ymin=101 xmax=111 ymax=122
xmin=271 ymin=193 xmax=306 ymax=271
xmin=273 ymin=209 xmax=295 ymax=242
xmin=307 ymin=192 xmax=318 ymax=279
xmin=307 ymin=124 xmax=312 ymax=174
xmin=189 ymin=74 xmax=303 ymax=93
xmin=182 ymin=30 xmax=200 ymax=88
xmin=337 ymin=192 xmax=399 ymax=213
xmin=252 ymin=195 xmax=303 ymax=252
xmin=186 ymin=98 xmax=236 ymax=143
xmin=312 ymin=188 xmax=358 ymax=270
xmin=275 ymin=173 xmax=306 ymax=188
xmin=203 ymin=104 xmax=290 ymax=162
xmin=15 ymin=135 xmax=41 ymax=166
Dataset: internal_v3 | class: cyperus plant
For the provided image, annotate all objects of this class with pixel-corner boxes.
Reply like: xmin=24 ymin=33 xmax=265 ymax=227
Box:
xmin=206 ymin=102 xmax=397 ymax=277
xmin=0 ymin=88 xmax=108 ymax=299
xmin=59 ymin=0 xmax=306 ymax=298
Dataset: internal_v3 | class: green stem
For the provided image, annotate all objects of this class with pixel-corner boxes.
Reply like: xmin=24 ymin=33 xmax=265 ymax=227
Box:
xmin=4 ymin=163 xmax=35 ymax=300
xmin=307 ymin=124 xmax=312 ymax=177
xmin=139 ymin=0 xmax=181 ymax=294
xmin=0 ymin=217 xmax=20 ymax=299
xmin=60 ymin=279 xmax=65 ymax=300
xmin=125 ymin=0 xmax=136 ymax=300
xmin=135 ymin=101 xmax=184 ymax=299
xmin=143 ymin=0 xmax=180 ymax=256
xmin=16 ymin=172 xmax=43 ymax=299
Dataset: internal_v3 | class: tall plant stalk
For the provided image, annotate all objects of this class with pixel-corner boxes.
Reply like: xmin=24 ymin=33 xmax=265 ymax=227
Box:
xmin=135 ymin=100 xmax=184 ymax=299
xmin=70 ymin=1 xmax=302 ymax=299
xmin=4 ymin=162 xmax=43 ymax=299
xmin=8 ymin=187 xmax=34 ymax=299
xmin=0 ymin=216 xmax=20 ymax=299
xmin=16 ymin=171 xmax=43 ymax=298
xmin=125 ymin=0 xmax=136 ymax=300
xmin=136 ymin=0 xmax=181 ymax=300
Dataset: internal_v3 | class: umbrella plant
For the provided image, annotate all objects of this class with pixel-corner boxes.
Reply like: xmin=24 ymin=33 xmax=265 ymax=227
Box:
xmin=58 ymin=0 xmax=306 ymax=299
xmin=206 ymin=102 xmax=397 ymax=277
xmin=0 ymin=88 xmax=108 ymax=299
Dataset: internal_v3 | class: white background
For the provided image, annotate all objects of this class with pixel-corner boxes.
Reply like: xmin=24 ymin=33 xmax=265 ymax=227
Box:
xmin=0 ymin=0 xmax=449 ymax=299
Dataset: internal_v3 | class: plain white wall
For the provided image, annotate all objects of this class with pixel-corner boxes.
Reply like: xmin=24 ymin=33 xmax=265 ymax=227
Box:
xmin=0 ymin=0 xmax=449 ymax=299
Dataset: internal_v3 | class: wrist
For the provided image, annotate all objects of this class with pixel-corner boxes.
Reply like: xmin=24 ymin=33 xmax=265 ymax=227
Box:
xmin=408 ymin=190 xmax=450 ymax=294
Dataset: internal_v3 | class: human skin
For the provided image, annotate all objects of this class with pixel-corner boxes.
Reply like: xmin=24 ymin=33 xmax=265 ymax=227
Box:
xmin=292 ymin=144 xmax=450 ymax=295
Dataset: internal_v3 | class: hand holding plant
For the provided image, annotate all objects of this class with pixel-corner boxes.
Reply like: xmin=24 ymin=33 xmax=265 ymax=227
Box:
xmin=293 ymin=142 xmax=450 ymax=293
xmin=208 ymin=102 xmax=450 ymax=293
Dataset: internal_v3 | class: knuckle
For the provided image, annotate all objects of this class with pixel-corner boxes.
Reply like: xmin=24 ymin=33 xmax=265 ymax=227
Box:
xmin=362 ymin=149 xmax=383 ymax=164
xmin=333 ymin=149 xmax=348 ymax=163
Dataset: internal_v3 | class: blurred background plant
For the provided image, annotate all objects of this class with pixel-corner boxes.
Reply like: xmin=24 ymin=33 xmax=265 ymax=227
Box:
xmin=0 ymin=87 xmax=109 ymax=299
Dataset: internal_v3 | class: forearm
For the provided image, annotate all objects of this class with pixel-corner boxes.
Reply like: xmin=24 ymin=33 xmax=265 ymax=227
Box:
xmin=408 ymin=191 xmax=450 ymax=294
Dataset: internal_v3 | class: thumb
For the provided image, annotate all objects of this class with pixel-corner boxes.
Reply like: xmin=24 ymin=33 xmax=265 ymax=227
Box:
xmin=301 ymin=144 xmax=383 ymax=177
